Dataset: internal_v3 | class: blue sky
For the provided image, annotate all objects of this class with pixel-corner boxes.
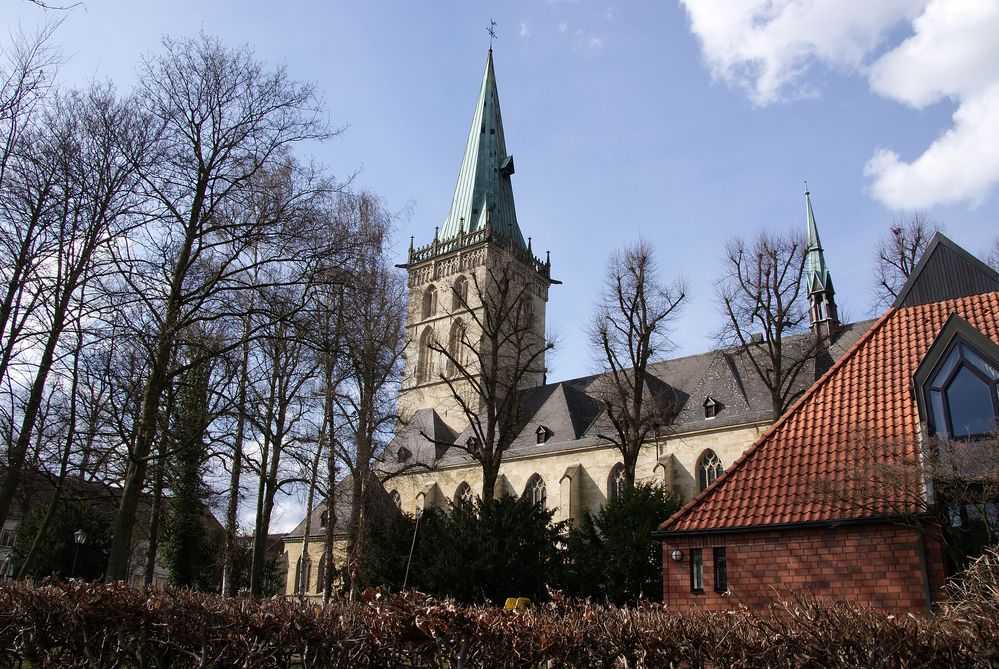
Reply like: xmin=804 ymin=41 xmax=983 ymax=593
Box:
xmin=8 ymin=0 xmax=997 ymax=382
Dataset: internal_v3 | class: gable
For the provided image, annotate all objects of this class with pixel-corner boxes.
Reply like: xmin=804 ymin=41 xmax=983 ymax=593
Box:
xmin=894 ymin=234 xmax=999 ymax=308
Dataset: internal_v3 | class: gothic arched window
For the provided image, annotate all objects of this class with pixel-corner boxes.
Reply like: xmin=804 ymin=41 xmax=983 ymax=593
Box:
xmin=608 ymin=463 xmax=627 ymax=501
xmin=923 ymin=337 xmax=999 ymax=440
xmin=422 ymin=284 xmax=438 ymax=319
xmin=416 ymin=327 xmax=433 ymax=383
xmin=390 ymin=489 xmax=401 ymax=509
xmin=454 ymin=482 xmax=473 ymax=510
xmin=315 ymin=553 xmax=330 ymax=594
xmin=319 ymin=509 xmax=329 ymax=529
xmin=447 ymin=319 xmax=465 ymax=377
xmin=697 ymin=450 xmax=724 ymax=492
xmin=452 ymin=276 xmax=468 ymax=310
xmin=524 ymin=474 xmax=546 ymax=508
xmin=294 ymin=554 xmax=311 ymax=593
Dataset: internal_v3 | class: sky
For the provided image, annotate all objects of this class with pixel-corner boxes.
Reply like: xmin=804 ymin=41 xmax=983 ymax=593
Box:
xmin=7 ymin=0 xmax=999 ymax=529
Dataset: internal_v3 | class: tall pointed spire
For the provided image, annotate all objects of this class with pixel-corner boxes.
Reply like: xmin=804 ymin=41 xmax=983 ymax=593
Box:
xmin=804 ymin=184 xmax=839 ymax=335
xmin=438 ymin=50 xmax=526 ymax=248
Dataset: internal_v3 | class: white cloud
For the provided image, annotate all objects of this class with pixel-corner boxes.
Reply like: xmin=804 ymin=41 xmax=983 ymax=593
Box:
xmin=681 ymin=0 xmax=999 ymax=209
xmin=558 ymin=21 xmax=568 ymax=33
xmin=679 ymin=0 xmax=921 ymax=105
xmin=520 ymin=22 xmax=531 ymax=38
xmin=587 ymin=36 xmax=604 ymax=54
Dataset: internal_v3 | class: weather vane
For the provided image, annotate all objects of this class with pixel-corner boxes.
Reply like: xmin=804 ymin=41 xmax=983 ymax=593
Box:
xmin=487 ymin=19 xmax=498 ymax=49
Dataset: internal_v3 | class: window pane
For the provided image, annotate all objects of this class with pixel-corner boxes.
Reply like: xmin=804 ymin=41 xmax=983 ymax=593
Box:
xmin=713 ymin=547 xmax=727 ymax=593
xmin=931 ymin=346 xmax=963 ymax=390
xmin=929 ymin=390 xmax=946 ymax=435
xmin=963 ymin=345 xmax=999 ymax=382
xmin=946 ymin=366 xmax=997 ymax=437
xmin=690 ymin=548 xmax=703 ymax=592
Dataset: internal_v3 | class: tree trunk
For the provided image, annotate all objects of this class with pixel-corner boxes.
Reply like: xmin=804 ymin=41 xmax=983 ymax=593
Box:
xmin=221 ymin=308 xmax=252 ymax=597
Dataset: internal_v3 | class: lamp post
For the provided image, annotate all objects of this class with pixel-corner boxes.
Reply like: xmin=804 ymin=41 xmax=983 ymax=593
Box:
xmin=71 ymin=529 xmax=87 ymax=579
xmin=2 ymin=554 xmax=11 ymax=580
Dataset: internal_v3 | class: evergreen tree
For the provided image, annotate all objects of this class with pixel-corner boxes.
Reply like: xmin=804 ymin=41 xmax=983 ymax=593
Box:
xmin=407 ymin=495 xmax=566 ymax=605
xmin=13 ymin=499 xmax=112 ymax=581
xmin=565 ymin=483 xmax=679 ymax=605
xmin=162 ymin=355 xmax=215 ymax=589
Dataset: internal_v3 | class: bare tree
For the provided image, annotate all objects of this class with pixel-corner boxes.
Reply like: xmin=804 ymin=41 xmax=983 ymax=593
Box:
xmin=717 ymin=229 xmax=819 ymax=418
xmin=589 ymin=240 xmax=686 ymax=489
xmin=103 ymin=34 xmax=331 ymax=581
xmin=814 ymin=431 xmax=999 ymax=571
xmin=428 ymin=252 xmax=554 ymax=502
xmin=987 ymin=238 xmax=999 ymax=272
xmin=333 ymin=207 xmax=405 ymax=596
xmin=0 ymin=86 xmax=143 ymax=530
xmin=873 ymin=213 xmax=943 ymax=308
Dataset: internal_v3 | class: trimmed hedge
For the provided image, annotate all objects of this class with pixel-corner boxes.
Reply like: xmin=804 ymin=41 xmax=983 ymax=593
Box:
xmin=0 ymin=581 xmax=996 ymax=668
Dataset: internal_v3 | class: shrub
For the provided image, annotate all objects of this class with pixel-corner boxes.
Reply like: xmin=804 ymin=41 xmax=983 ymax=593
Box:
xmin=407 ymin=495 xmax=567 ymax=605
xmin=0 ymin=581 xmax=997 ymax=668
xmin=565 ymin=482 xmax=679 ymax=604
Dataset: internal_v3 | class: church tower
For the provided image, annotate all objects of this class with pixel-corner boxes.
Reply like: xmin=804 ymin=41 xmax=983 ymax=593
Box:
xmin=804 ymin=185 xmax=839 ymax=338
xmin=397 ymin=50 xmax=553 ymax=431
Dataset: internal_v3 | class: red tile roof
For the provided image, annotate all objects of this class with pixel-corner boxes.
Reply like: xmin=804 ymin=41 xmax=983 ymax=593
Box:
xmin=661 ymin=291 xmax=999 ymax=534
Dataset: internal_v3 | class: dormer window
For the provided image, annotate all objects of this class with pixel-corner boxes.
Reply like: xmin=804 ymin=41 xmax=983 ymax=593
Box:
xmin=703 ymin=396 xmax=719 ymax=419
xmin=915 ymin=316 xmax=999 ymax=441
xmin=535 ymin=425 xmax=551 ymax=444
xmin=466 ymin=436 xmax=481 ymax=453
xmin=397 ymin=447 xmax=412 ymax=463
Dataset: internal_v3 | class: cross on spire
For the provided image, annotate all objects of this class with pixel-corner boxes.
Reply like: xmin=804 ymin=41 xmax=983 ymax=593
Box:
xmin=487 ymin=19 xmax=497 ymax=50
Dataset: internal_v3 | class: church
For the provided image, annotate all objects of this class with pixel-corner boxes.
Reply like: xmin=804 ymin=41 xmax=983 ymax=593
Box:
xmin=281 ymin=49 xmax=874 ymax=597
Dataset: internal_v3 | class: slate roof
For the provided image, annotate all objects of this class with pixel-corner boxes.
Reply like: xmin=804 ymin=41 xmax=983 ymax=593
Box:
xmin=386 ymin=321 xmax=871 ymax=469
xmin=660 ymin=290 xmax=999 ymax=534
xmin=284 ymin=474 xmax=397 ymax=541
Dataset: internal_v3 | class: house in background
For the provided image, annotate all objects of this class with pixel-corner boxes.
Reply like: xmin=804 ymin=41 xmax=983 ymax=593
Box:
xmin=659 ymin=235 xmax=999 ymax=613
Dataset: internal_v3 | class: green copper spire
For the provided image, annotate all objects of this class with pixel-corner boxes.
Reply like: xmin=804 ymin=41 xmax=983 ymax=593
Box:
xmin=804 ymin=184 xmax=833 ymax=296
xmin=438 ymin=50 xmax=526 ymax=248
xmin=804 ymin=183 xmax=839 ymax=334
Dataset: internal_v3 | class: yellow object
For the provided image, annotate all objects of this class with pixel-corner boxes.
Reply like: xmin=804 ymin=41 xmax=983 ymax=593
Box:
xmin=504 ymin=597 xmax=532 ymax=610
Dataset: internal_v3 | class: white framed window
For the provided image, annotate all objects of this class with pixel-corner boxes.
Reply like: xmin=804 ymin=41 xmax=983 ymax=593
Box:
xmin=608 ymin=463 xmax=626 ymax=501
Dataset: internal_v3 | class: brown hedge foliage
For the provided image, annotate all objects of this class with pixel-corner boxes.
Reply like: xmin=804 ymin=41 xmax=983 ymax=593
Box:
xmin=0 ymin=580 xmax=997 ymax=668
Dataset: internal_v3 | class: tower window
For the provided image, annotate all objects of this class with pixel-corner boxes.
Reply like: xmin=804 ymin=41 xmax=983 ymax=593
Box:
xmin=422 ymin=284 xmax=438 ymax=319
xmin=416 ymin=327 xmax=433 ymax=384
xmin=452 ymin=275 xmax=468 ymax=310
xmin=447 ymin=319 xmax=465 ymax=378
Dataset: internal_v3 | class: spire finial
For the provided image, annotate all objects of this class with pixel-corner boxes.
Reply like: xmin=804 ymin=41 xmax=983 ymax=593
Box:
xmin=487 ymin=19 xmax=497 ymax=51
xmin=804 ymin=179 xmax=809 ymax=196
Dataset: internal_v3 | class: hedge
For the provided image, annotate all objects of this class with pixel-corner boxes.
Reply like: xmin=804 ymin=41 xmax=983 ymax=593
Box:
xmin=0 ymin=580 xmax=996 ymax=668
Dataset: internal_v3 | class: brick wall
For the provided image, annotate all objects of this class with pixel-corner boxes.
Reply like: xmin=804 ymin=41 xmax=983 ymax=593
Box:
xmin=662 ymin=522 xmax=948 ymax=613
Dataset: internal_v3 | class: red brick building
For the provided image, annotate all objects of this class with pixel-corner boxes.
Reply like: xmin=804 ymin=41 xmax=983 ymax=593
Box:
xmin=659 ymin=235 xmax=999 ymax=613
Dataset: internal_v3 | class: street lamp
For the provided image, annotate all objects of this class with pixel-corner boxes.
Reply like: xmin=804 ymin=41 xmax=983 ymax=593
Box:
xmin=2 ymin=554 xmax=11 ymax=580
xmin=71 ymin=529 xmax=87 ymax=579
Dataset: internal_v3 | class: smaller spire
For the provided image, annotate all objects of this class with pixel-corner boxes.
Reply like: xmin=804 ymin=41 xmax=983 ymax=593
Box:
xmin=803 ymin=184 xmax=839 ymax=336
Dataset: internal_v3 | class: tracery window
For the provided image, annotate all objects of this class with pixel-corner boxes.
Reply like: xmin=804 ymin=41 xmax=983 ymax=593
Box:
xmin=294 ymin=555 xmax=311 ymax=593
xmin=452 ymin=276 xmax=468 ymax=310
xmin=447 ymin=319 xmax=465 ymax=377
xmin=697 ymin=450 xmax=724 ymax=492
xmin=608 ymin=463 xmax=627 ymax=501
xmin=416 ymin=327 xmax=433 ymax=383
xmin=422 ymin=284 xmax=438 ymax=319
xmin=524 ymin=474 xmax=546 ymax=508
xmin=390 ymin=489 xmax=401 ymax=509
xmin=923 ymin=337 xmax=999 ymax=440
xmin=454 ymin=482 xmax=474 ymax=510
